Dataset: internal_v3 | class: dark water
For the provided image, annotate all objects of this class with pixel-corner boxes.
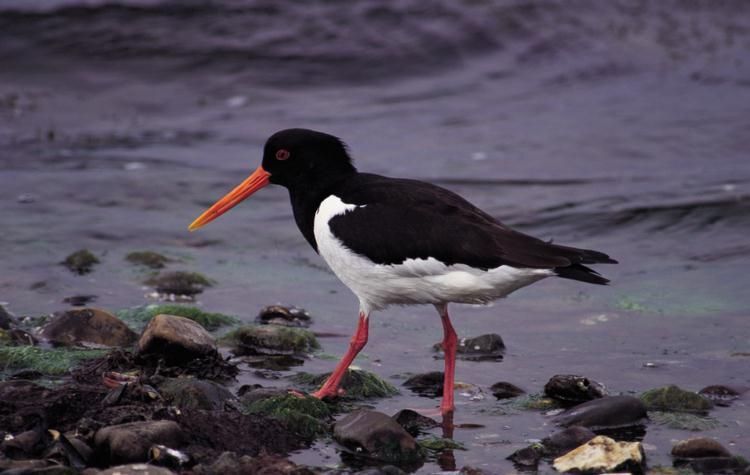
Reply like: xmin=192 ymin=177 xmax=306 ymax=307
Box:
xmin=1 ymin=1 xmax=749 ymax=472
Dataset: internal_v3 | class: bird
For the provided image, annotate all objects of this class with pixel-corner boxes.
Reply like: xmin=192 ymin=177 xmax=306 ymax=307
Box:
xmin=189 ymin=128 xmax=616 ymax=417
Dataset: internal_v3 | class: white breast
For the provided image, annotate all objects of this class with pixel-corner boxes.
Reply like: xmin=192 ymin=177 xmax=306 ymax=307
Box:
xmin=313 ymin=195 xmax=552 ymax=314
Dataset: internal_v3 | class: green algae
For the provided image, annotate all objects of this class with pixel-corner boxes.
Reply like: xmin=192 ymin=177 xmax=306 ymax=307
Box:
xmin=509 ymin=393 xmax=564 ymax=411
xmin=116 ymin=304 xmax=237 ymax=332
xmin=221 ymin=324 xmax=319 ymax=355
xmin=640 ymin=385 xmax=713 ymax=413
xmin=418 ymin=436 xmax=466 ymax=451
xmin=144 ymin=271 xmax=213 ymax=296
xmin=242 ymin=394 xmax=332 ymax=440
xmin=291 ymin=369 xmax=398 ymax=400
xmin=0 ymin=346 xmax=106 ymax=375
xmin=61 ymin=249 xmax=99 ymax=275
xmin=125 ymin=251 xmax=171 ymax=269
xmin=649 ymin=411 xmax=721 ymax=431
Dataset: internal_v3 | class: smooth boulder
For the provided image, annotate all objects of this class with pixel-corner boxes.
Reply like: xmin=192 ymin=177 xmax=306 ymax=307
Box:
xmin=158 ymin=378 xmax=235 ymax=410
xmin=403 ymin=371 xmax=443 ymax=397
xmin=334 ymin=410 xmax=423 ymax=465
xmin=41 ymin=308 xmax=137 ymax=347
xmin=137 ymin=314 xmax=216 ymax=364
xmin=553 ymin=395 xmax=647 ymax=430
xmin=553 ymin=435 xmax=644 ymax=474
xmin=94 ymin=420 xmax=184 ymax=465
xmin=490 ymin=381 xmax=525 ymax=399
xmin=671 ymin=437 xmax=732 ymax=458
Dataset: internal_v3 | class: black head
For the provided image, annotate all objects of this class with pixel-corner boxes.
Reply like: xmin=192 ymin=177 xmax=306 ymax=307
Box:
xmin=261 ymin=128 xmax=356 ymax=189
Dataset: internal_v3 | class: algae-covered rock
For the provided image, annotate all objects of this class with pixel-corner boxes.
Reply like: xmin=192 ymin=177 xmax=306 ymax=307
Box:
xmin=553 ymin=435 xmax=644 ymax=474
xmin=649 ymin=411 xmax=720 ymax=431
xmin=40 ymin=308 xmax=137 ymax=347
xmin=62 ymin=249 xmax=100 ymax=275
xmin=117 ymin=304 xmax=236 ymax=332
xmin=158 ymin=378 xmax=235 ymax=410
xmin=222 ymin=324 xmax=319 ymax=356
xmin=145 ymin=271 xmax=213 ymax=296
xmin=0 ymin=346 xmax=106 ymax=375
xmin=242 ymin=393 xmax=332 ymax=440
xmin=640 ymin=385 xmax=713 ymax=413
xmin=137 ymin=314 xmax=217 ymax=364
xmin=334 ymin=410 xmax=424 ymax=466
xmin=256 ymin=305 xmax=312 ymax=328
xmin=125 ymin=251 xmax=171 ymax=269
xmin=510 ymin=393 xmax=563 ymax=411
xmin=292 ymin=369 xmax=398 ymax=400
xmin=418 ymin=436 xmax=466 ymax=451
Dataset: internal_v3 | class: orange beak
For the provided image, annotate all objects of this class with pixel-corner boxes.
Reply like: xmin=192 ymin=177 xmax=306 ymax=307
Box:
xmin=188 ymin=166 xmax=271 ymax=231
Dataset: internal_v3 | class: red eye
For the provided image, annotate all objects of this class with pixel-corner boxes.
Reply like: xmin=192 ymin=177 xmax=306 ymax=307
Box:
xmin=275 ymin=149 xmax=290 ymax=160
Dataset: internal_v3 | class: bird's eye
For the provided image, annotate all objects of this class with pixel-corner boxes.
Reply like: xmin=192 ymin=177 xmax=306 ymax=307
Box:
xmin=275 ymin=149 xmax=290 ymax=161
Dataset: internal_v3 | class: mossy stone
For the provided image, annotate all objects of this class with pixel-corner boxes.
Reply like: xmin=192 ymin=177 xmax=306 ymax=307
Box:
xmin=125 ymin=251 xmax=171 ymax=269
xmin=418 ymin=436 xmax=466 ymax=451
xmin=640 ymin=385 xmax=713 ymax=413
xmin=62 ymin=249 xmax=99 ymax=275
xmin=221 ymin=325 xmax=319 ymax=355
xmin=144 ymin=271 xmax=213 ymax=296
xmin=242 ymin=393 xmax=332 ymax=440
xmin=116 ymin=304 xmax=236 ymax=332
xmin=292 ymin=369 xmax=398 ymax=400
xmin=0 ymin=346 xmax=106 ymax=375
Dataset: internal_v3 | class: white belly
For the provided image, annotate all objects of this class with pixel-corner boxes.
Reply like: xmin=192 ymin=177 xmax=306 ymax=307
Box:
xmin=313 ymin=195 xmax=552 ymax=314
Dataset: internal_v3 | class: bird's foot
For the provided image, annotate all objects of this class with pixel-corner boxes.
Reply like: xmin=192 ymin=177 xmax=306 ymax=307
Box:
xmin=311 ymin=386 xmax=344 ymax=400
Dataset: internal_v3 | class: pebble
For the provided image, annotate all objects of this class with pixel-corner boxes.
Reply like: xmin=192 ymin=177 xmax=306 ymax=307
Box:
xmin=137 ymin=314 xmax=217 ymax=364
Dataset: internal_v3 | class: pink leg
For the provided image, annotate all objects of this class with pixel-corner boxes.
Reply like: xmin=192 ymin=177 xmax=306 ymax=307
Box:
xmin=312 ymin=312 xmax=369 ymax=399
xmin=436 ymin=303 xmax=457 ymax=416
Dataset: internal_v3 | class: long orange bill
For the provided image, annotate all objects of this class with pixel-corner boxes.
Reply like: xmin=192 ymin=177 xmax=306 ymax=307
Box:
xmin=188 ymin=166 xmax=271 ymax=231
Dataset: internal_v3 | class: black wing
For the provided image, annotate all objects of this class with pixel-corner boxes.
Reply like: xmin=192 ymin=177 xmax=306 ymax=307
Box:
xmin=330 ymin=174 xmax=616 ymax=284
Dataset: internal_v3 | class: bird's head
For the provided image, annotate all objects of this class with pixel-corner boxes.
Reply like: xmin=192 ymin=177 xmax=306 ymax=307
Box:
xmin=189 ymin=128 xmax=355 ymax=231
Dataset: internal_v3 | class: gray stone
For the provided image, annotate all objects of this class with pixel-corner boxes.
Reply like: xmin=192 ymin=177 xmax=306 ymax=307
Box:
xmin=137 ymin=314 xmax=216 ymax=364
xmin=392 ymin=409 xmax=439 ymax=436
xmin=403 ymin=371 xmax=443 ymax=397
xmin=554 ymin=395 xmax=648 ymax=430
xmin=158 ymin=378 xmax=235 ymax=410
xmin=490 ymin=381 xmax=525 ymax=399
xmin=671 ymin=437 xmax=732 ymax=458
xmin=544 ymin=374 xmax=607 ymax=403
xmin=553 ymin=435 xmax=644 ymax=474
xmin=41 ymin=308 xmax=137 ymax=347
xmin=333 ymin=409 xmax=424 ymax=465
xmin=94 ymin=420 xmax=184 ymax=464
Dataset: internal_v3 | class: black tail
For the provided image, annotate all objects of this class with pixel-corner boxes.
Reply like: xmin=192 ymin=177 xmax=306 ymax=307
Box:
xmin=551 ymin=246 xmax=618 ymax=285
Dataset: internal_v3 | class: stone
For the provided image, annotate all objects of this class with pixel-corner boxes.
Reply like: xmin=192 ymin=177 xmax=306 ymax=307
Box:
xmin=222 ymin=324 xmax=319 ymax=356
xmin=674 ymin=456 xmax=749 ymax=473
xmin=117 ymin=304 xmax=236 ymax=332
xmin=640 ymin=385 xmax=713 ymax=413
xmin=62 ymin=249 xmax=99 ymax=275
xmin=40 ymin=308 xmax=137 ymax=347
xmin=698 ymin=384 xmax=747 ymax=406
xmin=671 ymin=437 xmax=731 ymax=458
xmin=256 ymin=304 xmax=313 ymax=327
xmin=125 ymin=251 xmax=171 ymax=269
xmin=403 ymin=371 xmax=443 ymax=397
xmin=543 ymin=426 xmax=597 ymax=456
xmin=434 ymin=333 xmax=505 ymax=361
xmin=242 ymin=393 xmax=332 ymax=440
xmin=553 ymin=395 xmax=648 ymax=430
xmin=192 ymin=452 xmax=256 ymax=475
xmin=507 ymin=443 xmax=546 ymax=468
xmin=94 ymin=464 xmax=176 ymax=474
xmin=544 ymin=374 xmax=607 ymax=403
xmin=93 ymin=420 xmax=184 ymax=465
xmin=333 ymin=409 xmax=424 ymax=465
xmin=490 ymin=381 xmax=525 ymax=399
xmin=292 ymin=369 xmax=398 ymax=400
xmin=144 ymin=271 xmax=212 ymax=296
xmin=158 ymin=378 xmax=235 ymax=410
xmin=0 ymin=304 xmax=15 ymax=329
xmin=553 ymin=435 xmax=644 ymax=474
xmin=137 ymin=314 xmax=216 ymax=364
xmin=392 ymin=409 xmax=439 ymax=436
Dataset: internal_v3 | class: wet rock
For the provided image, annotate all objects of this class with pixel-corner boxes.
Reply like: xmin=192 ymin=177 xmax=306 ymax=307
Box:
xmin=490 ymin=381 xmax=525 ymax=399
xmin=158 ymin=378 xmax=235 ymax=410
xmin=192 ymin=452 xmax=308 ymax=475
xmin=93 ymin=420 xmax=185 ymax=465
xmin=93 ymin=464 xmax=176 ymax=474
xmin=649 ymin=410 xmax=720 ymax=431
xmin=0 ymin=459 xmax=65 ymax=473
xmin=144 ymin=271 xmax=213 ymax=296
xmin=673 ymin=457 xmax=750 ymax=474
xmin=137 ymin=314 xmax=217 ymax=364
xmin=333 ymin=409 xmax=424 ymax=466
xmin=0 ymin=304 xmax=15 ymax=329
xmin=403 ymin=371 xmax=443 ymax=397
xmin=418 ymin=436 xmax=465 ymax=451
xmin=242 ymin=393 xmax=332 ymax=440
xmin=671 ymin=437 xmax=732 ymax=458
xmin=544 ymin=374 xmax=607 ymax=404
xmin=434 ymin=333 xmax=505 ymax=361
xmin=355 ymin=466 xmax=408 ymax=475
xmin=293 ymin=370 xmax=398 ymax=400
xmin=392 ymin=409 xmax=439 ymax=436
xmin=698 ymin=384 xmax=747 ymax=406
xmin=7 ymin=328 xmax=38 ymax=345
xmin=63 ymin=295 xmax=98 ymax=306
xmin=242 ymin=354 xmax=305 ymax=371
xmin=508 ymin=443 xmax=546 ymax=469
xmin=543 ymin=426 xmax=597 ymax=456
xmin=640 ymin=385 xmax=713 ymax=413
xmin=553 ymin=435 xmax=644 ymax=474
xmin=125 ymin=251 xmax=171 ymax=269
xmin=40 ymin=308 xmax=137 ymax=347
xmin=62 ymin=249 xmax=99 ymax=275
xmin=257 ymin=304 xmax=313 ymax=327
xmin=117 ymin=304 xmax=236 ymax=332
xmin=148 ymin=444 xmax=190 ymax=470
xmin=553 ymin=395 xmax=648 ymax=430
xmin=222 ymin=324 xmax=319 ymax=356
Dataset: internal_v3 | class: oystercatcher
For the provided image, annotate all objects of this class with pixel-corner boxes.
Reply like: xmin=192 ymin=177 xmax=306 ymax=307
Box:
xmin=189 ymin=128 xmax=616 ymax=416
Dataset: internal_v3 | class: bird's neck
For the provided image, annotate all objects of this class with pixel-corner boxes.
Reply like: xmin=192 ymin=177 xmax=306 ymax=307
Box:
xmin=287 ymin=170 xmax=356 ymax=252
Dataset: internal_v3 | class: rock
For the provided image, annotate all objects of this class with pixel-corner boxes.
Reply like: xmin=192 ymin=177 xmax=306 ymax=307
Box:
xmin=158 ymin=378 xmax=235 ymax=410
xmin=333 ymin=409 xmax=424 ymax=466
xmin=94 ymin=464 xmax=177 ymax=474
xmin=490 ymin=381 xmax=525 ymax=399
xmin=434 ymin=333 xmax=505 ymax=361
xmin=542 ymin=426 xmax=597 ymax=456
xmin=544 ymin=374 xmax=607 ymax=404
xmin=392 ymin=409 xmax=439 ymax=436
xmin=553 ymin=395 xmax=648 ymax=430
xmin=144 ymin=271 xmax=212 ymax=296
xmin=242 ymin=354 xmax=305 ymax=371
xmin=649 ymin=411 xmax=720 ymax=431
xmin=355 ymin=466 xmax=407 ymax=475
xmin=125 ymin=251 xmax=171 ymax=269
xmin=222 ymin=324 xmax=319 ymax=356
xmin=63 ymin=295 xmax=98 ymax=306
xmin=293 ymin=369 xmax=398 ymax=400
xmin=552 ymin=435 xmax=644 ymax=474
xmin=117 ymin=304 xmax=236 ymax=332
xmin=0 ymin=304 xmax=15 ymax=329
xmin=192 ymin=451 xmax=256 ymax=475
xmin=62 ymin=249 xmax=99 ymax=275
xmin=93 ymin=420 xmax=184 ymax=465
xmin=40 ymin=308 xmax=137 ymax=348
xmin=8 ymin=328 xmax=38 ymax=345
xmin=640 ymin=385 xmax=713 ymax=413
xmin=403 ymin=371 xmax=443 ymax=397
xmin=674 ymin=456 xmax=749 ymax=474
xmin=242 ymin=393 xmax=332 ymax=440
xmin=698 ymin=384 xmax=747 ymax=406
xmin=507 ymin=443 xmax=546 ymax=468
xmin=671 ymin=437 xmax=732 ymax=458
xmin=137 ymin=314 xmax=217 ymax=364
xmin=418 ymin=436 xmax=465 ymax=451
xmin=256 ymin=305 xmax=313 ymax=327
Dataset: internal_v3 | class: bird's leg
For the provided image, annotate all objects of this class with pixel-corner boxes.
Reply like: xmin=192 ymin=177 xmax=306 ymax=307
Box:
xmin=436 ymin=303 xmax=457 ymax=417
xmin=312 ymin=311 xmax=369 ymax=400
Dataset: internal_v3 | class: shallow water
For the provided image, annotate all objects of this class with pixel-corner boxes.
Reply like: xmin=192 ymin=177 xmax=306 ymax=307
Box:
xmin=1 ymin=0 xmax=749 ymax=472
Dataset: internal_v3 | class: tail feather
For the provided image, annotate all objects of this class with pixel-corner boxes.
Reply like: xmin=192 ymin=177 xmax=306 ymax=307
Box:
xmin=555 ymin=263 xmax=610 ymax=285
